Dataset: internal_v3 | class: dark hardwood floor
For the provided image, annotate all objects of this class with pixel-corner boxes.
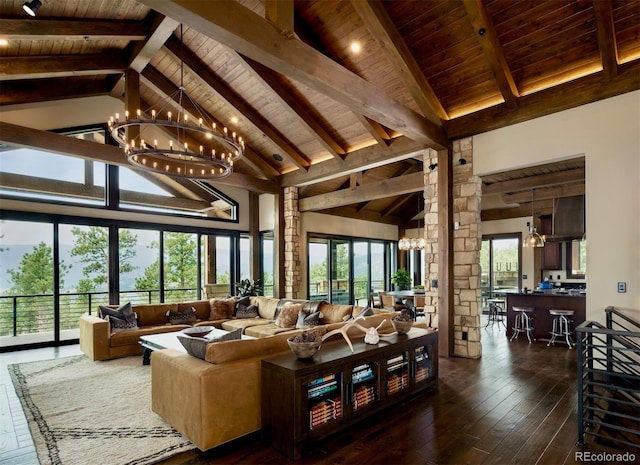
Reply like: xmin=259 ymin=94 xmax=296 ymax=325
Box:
xmin=1 ymin=318 xmax=637 ymax=465
xmin=160 ymin=322 xmax=638 ymax=465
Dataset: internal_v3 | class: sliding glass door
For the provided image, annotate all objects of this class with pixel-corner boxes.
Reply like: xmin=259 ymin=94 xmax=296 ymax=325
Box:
xmin=480 ymin=234 xmax=521 ymax=310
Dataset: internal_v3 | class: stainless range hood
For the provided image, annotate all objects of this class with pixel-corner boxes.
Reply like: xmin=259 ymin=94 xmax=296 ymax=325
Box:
xmin=547 ymin=194 xmax=585 ymax=241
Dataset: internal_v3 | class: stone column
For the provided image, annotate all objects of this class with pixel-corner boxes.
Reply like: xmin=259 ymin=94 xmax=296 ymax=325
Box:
xmin=423 ymin=148 xmax=439 ymax=328
xmin=283 ymin=186 xmax=300 ymax=299
xmin=452 ymin=137 xmax=482 ymax=358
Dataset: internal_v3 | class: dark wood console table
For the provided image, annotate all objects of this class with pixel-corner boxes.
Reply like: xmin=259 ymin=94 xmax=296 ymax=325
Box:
xmin=261 ymin=328 xmax=438 ymax=459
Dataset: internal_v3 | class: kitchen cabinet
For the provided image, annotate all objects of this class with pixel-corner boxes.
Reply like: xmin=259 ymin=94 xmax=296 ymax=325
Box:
xmin=540 ymin=215 xmax=561 ymax=269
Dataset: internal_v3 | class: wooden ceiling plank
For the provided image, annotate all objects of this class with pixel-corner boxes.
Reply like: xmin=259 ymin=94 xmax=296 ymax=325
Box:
xmin=462 ymin=0 xmax=519 ymax=108
xmin=0 ymin=53 xmax=128 ymax=80
xmin=502 ymin=183 xmax=585 ymax=204
xmin=447 ymin=59 xmax=640 ymax=139
xmin=281 ymin=136 xmax=426 ymax=187
xmin=593 ymin=0 xmax=619 ymax=80
xmin=317 ymin=206 xmax=405 ymax=226
xmin=140 ymin=65 xmax=280 ymax=179
xmin=0 ymin=76 xmax=114 ymax=105
xmin=299 ymin=171 xmax=424 ymax=212
xmin=0 ymin=121 xmax=277 ymax=194
xmin=381 ymin=191 xmax=419 ymax=217
xmin=163 ymin=35 xmax=311 ymax=171
xmin=482 ymin=168 xmax=585 ymax=195
xmin=481 ymin=199 xmax=554 ymax=221
xmin=139 ymin=0 xmax=448 ymax=149
xmin=351 ymin=0 xmax=447 ymax=124
xmin=0 ymin=18 xmax=147 ymax=40
xmin=128 ymin=12 xmax=179 ymax=73
xmin=238 ymin=53 xmax=346 ymax=160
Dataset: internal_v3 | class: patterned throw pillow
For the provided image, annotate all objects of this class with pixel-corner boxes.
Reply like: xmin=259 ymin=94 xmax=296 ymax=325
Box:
xmin=99 ymin=302 xmax=138 ymax=334
xmin=295 ymin=308 xmax=322 ymax=329
xmin=177 ymin=328 xmax=242 ymax=360
xmin=166 ymin=306 xmax=197 ymax=325
xmin=274 ymin=303 xmax=302 ymax=328
xmin=233 ymin=296 xmax=251 ymax=316
xmin=236 ymin=304 xmax=258 ymax=319
xmin=209 ymin=298 xmax=236 ymax=320
xmin=105 ymin=313 xmax=138 ymax=334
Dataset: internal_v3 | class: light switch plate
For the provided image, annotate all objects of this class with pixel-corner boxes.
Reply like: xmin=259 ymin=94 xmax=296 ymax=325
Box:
xmin=618 ymin=282 xmax=626 ymax=293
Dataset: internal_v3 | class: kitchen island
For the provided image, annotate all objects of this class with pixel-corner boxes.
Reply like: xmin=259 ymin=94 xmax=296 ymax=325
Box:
xmin=506 ymin=293 xmax=586 ymax=342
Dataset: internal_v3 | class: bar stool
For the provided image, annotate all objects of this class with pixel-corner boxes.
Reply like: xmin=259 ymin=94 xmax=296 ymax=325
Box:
xmin=547 ymin=309 xmax=575 ymax=348
xmin=510 ymin=307 xmax=535 ymax=343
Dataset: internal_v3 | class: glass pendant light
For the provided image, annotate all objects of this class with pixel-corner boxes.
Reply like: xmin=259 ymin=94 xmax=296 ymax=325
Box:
xmin=523 ymin=188 xmax=545 ymax=248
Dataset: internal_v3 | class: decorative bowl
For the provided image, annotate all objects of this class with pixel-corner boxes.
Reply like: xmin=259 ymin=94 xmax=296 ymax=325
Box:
xmin=182 ymin=326 xmax=214 ymax=338
xmin=287 ymin=339 xmax=322 ymax=359
xmin=391 ymin=319 xmax=414 ymax=335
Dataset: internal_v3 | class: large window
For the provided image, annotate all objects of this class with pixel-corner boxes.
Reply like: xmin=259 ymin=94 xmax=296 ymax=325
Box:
xmin=261 ymin=233 xmax=274 ymax=297
xmin=480 ymin=234 xmax=522 ymax=310
xmin=308 ymin=236 xmax=393 ymax=305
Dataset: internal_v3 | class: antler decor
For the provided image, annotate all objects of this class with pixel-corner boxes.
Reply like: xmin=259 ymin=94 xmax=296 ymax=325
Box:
xmin=321 ymin=310 xmax=400 ymax=352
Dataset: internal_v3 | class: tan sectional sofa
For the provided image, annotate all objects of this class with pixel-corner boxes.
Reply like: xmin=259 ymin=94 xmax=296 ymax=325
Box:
xmin=150 ymin=310 xmax=408 ymax=451
xmin=79 ymin=296 xmax=371 ymax=361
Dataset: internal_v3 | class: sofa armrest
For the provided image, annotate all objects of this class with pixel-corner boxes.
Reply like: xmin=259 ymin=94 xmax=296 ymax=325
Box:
xmin=151 ymin=349 xmax=263 ymax=451
xmin=79 ymin=313 xmax=110 ymax=361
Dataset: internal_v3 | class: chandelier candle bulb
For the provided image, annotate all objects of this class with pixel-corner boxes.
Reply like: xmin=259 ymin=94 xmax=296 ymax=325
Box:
xmin=167 ymin=111 xmax=172 ymax=122
xmin=199 ymin=118 xmax=203 ymax=127
xmin=137 ymin=109 xmax=141 ymax=118
xmin=125 ymin=110 xmax=129 ymax=119
xmin=151 ymin=109 xmax=156 ymax=119
xmin=199 ymin=145 xmax=203 ymax=155
xmin=154 ymin=140 xmax=157 ymax=149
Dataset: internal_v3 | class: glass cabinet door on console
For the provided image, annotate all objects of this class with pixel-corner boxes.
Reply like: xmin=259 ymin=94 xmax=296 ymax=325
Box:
xmin=306 ymin=372 xmax=343 ymax=431
xmin=386 ymin=351 xmax=409 ymax=396
xmin=350 ymin=361 xmax=380 ymax=414
xmin=413 ymin=343 xmax=434 ymax=385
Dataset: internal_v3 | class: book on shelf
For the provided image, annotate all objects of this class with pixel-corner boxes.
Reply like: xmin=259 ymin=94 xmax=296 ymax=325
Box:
xmin=308 ymin=373 xmax=336 ymax=388
xmin=308 ymin=380 xmax=338 ymax=398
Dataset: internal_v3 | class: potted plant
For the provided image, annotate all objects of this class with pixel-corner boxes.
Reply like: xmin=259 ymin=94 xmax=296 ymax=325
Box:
xmin=235 ymin=278 xmax=263 ymax=297
xmin=391 ymin=268 xmax=411 ymax=291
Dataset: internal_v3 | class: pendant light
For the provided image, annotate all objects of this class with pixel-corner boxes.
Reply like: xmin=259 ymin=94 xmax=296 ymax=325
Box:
xmin=523 ymin=188 xmax=545 ymax=248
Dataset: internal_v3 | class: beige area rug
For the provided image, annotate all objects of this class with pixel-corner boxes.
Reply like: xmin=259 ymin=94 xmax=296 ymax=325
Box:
xmin=9 ymin=355 xmax=195 ymax=465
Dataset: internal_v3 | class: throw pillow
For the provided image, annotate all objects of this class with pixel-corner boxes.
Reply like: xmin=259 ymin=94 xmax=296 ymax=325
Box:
xmin=233 ymin=296 xmax=251 ymax=316
xmin=295 ymin=309 xmax=322 ymax=329
xmin=166 ymin=306 xmax=197 ymax=325
xmin=209 ymin=297 xmax=236 ymax=320
xmin=178 ymin=328 xmax=242 ymax=360
xmin=105 ymin=313 xmax=138 ymax=334
xmin=274 ymin=303 xmax=302 ymax=328
xmin=99 ymin=302 xmax=136 ymax=326
xmin=236 ymin=304 xmax=258 ymax=319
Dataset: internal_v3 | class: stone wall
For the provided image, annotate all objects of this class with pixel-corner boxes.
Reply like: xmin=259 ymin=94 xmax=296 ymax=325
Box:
xmin=423 ymin=148 xmax=439 ymax=328
xmin=283 ymin=186 xmax=300 ymax=299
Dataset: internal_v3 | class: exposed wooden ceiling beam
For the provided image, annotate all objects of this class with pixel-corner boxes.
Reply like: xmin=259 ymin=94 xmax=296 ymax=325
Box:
xmin=140 ymin=65 xmax=280 ymax=179
xmin=281 ymin=137 xmax=426 ymax=187
xmin=0 ymin=121 xmax=278 ymax=194
xmin=382 ymin=190 xmax=420 ymax=218
xmin=163 ymin=36 xmax=311 ymax=171
xmin=0 ymin=53 xmax=128 ymax=80
xmin=353 ymin=114 xmax=392 ymax=147
xmin=265 ymin=0 xmax=294 ymax=36
xmin=361 ymin=164 xmax=418 ymax=214
xmin=139 ymin=0 xmax=448 ymax=149
xmin=299 ymin=171 xmax=424 ymax=212
xmin=447 ymin=59 xmax=640 ymax=139
xmin=0 ymin=76 xmax=118 ymax=105
xmin=502 ymin=183 xmax=585 ymax=204
xmin=0 ymin=18 xmax=147 ymax=40
xmin=314 ymin=206 xmax=405 ymax=226
xmin=593 ymin=0 xmax=618 ymax=80
xmin=462 ymin=0 xmax=519 ymax=108
xmin=237 ymin=53 xmax=346 ymax=160
xmin=128 ymin=12 xmax=179 ymax=73
xmin=481 ymin=199 xmax=554 ymax=221
xmin=351 ymin=0 xmax=447 ymax=124
xmin=482 ymin=168 xmax=585 ymax=195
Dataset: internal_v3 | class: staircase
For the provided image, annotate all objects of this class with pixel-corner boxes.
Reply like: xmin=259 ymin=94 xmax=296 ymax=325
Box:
xmin=576 ymin=306 xmax=640 ymax=450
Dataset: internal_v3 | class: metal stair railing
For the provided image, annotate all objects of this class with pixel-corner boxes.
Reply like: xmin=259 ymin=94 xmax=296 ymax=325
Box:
xmin=577 ymin=307 xmax=640 ymax=450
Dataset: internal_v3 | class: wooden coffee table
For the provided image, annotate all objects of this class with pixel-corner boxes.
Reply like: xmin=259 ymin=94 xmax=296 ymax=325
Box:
xmin=139 ymin=329 xmax=253 ymax=365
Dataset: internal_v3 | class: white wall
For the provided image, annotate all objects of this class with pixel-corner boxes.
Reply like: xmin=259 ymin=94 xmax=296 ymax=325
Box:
xmin=475 ymin=91 xmax=640 ymax=323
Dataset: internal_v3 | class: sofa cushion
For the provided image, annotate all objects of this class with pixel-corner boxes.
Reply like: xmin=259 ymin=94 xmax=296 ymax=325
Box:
xmin=274 ymin=303 xmax=301 ymax=328
xmin=209 ymin=298 xmax=236 ymax=320
xmin=167 ymin=306 xmax=198 ymax=325
xmin=252 ymin=296 xmax=280 ymax=320
xmin=204 ymin=331 xmax=294 ymax=364
xmin=134 ymin=303 xmax=177 ymax=326
xmin=178 ymin=328 xmax=242 ymax=360
xmin=244 ymin=324 xmax=299 ymax=338
xmin=109 ymin=324 xmax=190 ymax=347
xmin=221 ymin=318 xmax=272 ymax=332
xmin=319 ymin=303 xmax=354 ymax=324
xmin=296 ymin=308 xmax=322 ymax=329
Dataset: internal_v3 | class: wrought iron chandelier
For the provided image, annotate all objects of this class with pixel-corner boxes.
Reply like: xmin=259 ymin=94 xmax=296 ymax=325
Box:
xmin=108 ymin=26 xmax=244 ymax=179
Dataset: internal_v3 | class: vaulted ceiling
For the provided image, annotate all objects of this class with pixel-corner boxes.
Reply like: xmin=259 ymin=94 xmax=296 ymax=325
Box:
xmin=1 ymin=0 xmax=638 ymax=226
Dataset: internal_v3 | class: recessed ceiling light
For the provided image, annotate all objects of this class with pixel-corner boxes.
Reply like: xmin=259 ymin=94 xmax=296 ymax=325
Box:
xmin=230 ymin=116 xmax=239 ymax=124
xmin=0 ymin=39 xmax=8 ymax=47
xmin=272 ymin=154 xmax=283 ymax=162
xmin=350 ymin=41 xmax=361 ymax=53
